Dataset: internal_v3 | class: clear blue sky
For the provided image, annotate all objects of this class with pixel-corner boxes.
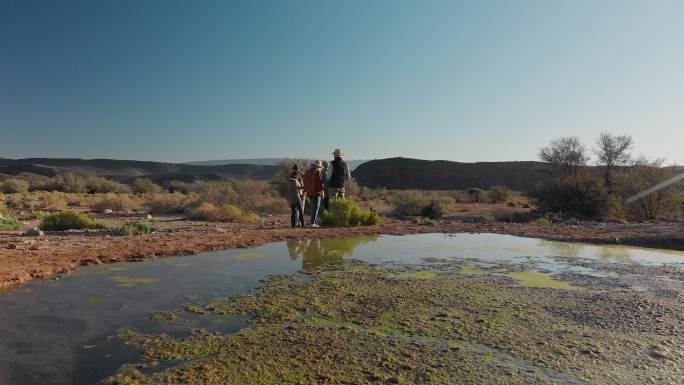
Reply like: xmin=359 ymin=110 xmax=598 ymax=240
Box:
xmin=1 ymin=0 xmax=682 ymax=163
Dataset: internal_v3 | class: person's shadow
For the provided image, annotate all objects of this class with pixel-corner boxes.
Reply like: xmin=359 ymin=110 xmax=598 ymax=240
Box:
xmin=286 ymin=236 xmax=379 ymax=270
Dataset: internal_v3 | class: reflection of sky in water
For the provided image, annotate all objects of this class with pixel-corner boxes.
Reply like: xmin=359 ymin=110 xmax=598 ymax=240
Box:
xmin=0 ymin=232 xmax=682 ymax=385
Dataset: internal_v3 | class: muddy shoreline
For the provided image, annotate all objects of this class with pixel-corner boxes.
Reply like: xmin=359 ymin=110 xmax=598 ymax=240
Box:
xmin=0 ymin=216 xmax=682 ymax=289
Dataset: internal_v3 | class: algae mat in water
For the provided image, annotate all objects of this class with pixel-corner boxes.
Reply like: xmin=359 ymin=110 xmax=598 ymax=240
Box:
xmin=107 ymin=262 xmax=684 ymax=385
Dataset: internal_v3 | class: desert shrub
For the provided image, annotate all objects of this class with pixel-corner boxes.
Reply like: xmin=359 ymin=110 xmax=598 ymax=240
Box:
xmin=421 ymin=199 xmax=444 ymax=220
xmin=167 ymin=180 xmax=193 ymax=194
xmin=345 ymin=178 xmax=361 ymax=197
xmin=531 ymin=171 xmax=611 ymax=218
xmin=488 ymin=185 xmax=511 ymax=203
xmin=92 ymin=193 xmax=140 ymax=213
xmin=240 ymin=212 xmax=260 ymax=224
xmin=187 ymin=203 xmax=243 ymax=222
xmin=465 ymin=188 xmax=485 ymax=203
xmin=193 ymin=181 xmax=238 ymax=207
xmin=144 ymin=193 xmax=192 ymax=214
xmin=49 ymin=172 xmax=88 ymax=193
xmin=40 ymin=211 xmax=109 ymax=231
xmin=131 ymin=178 xmax=162 ymax=194
xmin=39 ymin=192 xmax=68 ymax=211
xmin=392 ymin=191 xmax=428 ymax=217
xmin=320 ymin=199 xmax=381 ymax=227
xmin=85 ymin=175 xmax=129 ymax=193
xmin=5 ymin=193 xmax=33 ymax=210
xmin=112 ymin=220 xmax=158 ymax=236
xmin=232 ymin=180 xmax=271 ymax=212
xmin=0 ymin=213 xmax=23 ymax=231
xmin=1 ymin=178 xmax=30 ymax=194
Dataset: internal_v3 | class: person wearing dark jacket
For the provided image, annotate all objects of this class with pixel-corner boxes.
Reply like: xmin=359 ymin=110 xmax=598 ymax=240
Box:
xmin=329 ymin=148 xmax=351 ymax=198
xmin=304 ymin=160 xmax=325 ymax=227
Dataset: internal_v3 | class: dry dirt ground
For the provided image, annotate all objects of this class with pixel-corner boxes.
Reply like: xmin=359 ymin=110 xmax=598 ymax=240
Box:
xmin=0 ymin=213 xmax=683 ymax=289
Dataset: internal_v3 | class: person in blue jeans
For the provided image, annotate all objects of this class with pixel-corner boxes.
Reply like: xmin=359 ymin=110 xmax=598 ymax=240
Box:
xmin=303 ymin=160 xmax=325 ymax=227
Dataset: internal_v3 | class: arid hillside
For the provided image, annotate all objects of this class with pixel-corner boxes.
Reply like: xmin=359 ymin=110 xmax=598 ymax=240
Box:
xmin=0 ymin=158 xmax=279 ymax=183
xmin=353 ymin=157 xmax=547 ymax=191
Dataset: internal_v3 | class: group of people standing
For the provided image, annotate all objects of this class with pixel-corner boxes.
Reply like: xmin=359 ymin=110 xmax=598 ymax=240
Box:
xmin=286 ymin=148 xmax=351 ymax=228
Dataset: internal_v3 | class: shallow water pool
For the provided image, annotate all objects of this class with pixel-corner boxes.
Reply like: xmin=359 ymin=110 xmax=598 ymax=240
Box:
xmin=0 ymin=233 xmax=682 ymax=385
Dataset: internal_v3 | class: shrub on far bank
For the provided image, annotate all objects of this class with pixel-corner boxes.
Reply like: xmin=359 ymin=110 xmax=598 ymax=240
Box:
xmin=112 ymin=220 xmax=157 ymax=236
xmin=487 ymin=185 xmax=511 ymax=203
xmin=531 ymin=171 xmax=611 ymax=218
xmin=320 ymin=199 xmax=381 ymax=227
xmin=392 ymin=191 xmax=443 ymax=219
xmin=0 ymin=213 xmax=23 ymax=231
xmin=187 ymin=203 xmax=244 ymax=222
xmin=40 ymin=211 xmax=109 ymax=231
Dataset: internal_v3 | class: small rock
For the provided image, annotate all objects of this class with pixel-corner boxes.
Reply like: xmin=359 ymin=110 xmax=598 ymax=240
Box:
xmin=7 ymin=243 xmax=17 ymax=249
xmin=103 ymin=209 xmax=114 ymax=214
xmin=23 ymin=228 xmax=44 ymax=237
xmin=29 ymin=244 xmax=40 ymax=251
xmin=146 ymin=214 xmax=153 ymax=220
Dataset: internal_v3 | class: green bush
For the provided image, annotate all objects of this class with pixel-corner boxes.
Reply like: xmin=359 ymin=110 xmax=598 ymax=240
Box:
xmin=40 ymin=211 xmax=109 ymax=231
xmin=320 ymin=199 xmax=381 ymax=227
xmin=112 ymin=220 xmax=158 ymax=236
xmin=0 ymin=213 xmax=23 ymax=231
xmin=29 ymin=210 xmax=50 ymax=219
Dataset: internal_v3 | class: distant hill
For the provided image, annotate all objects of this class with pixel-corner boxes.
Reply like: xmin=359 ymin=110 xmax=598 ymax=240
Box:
xmin=0 ymin=158 xmax=279 ymax=183
xmin=353 ymin=157 xmax=548 ymax=191
xmin=187 ymin=158 xmax=369 ymax=171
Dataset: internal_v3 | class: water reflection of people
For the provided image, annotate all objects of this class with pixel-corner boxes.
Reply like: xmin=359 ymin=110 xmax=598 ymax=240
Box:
xmin=286 ymin=236 xmax=379 ymax=270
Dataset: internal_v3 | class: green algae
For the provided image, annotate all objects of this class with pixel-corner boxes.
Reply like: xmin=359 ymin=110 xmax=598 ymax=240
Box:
xmin=459 ymin=265 xmax=486 ymax=275
xmin=107 ymin=262 xmax=684 ymax=385
xmin=393 ymin=270 xmax=436 ymax=279
xmin=107 ymin=266 xmax=127 ymax=272
xmin=109 ymin=275 xmax=159 ymax=287
xmin=506 ymin=271 xmax=576 ymax=290
xmin=233 ymin=251 xmax=266 ymax=260
xmin=89 ymin=295 xmax=106 ymax=304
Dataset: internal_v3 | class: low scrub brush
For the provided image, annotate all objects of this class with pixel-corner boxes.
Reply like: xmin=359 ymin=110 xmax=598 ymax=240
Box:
xmin=40 ymin=211 xmax=109 ymax=231
xmin=112 ymin=220 xmax=158 ymax=236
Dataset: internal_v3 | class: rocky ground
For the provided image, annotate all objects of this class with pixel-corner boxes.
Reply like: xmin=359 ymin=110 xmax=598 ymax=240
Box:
xmin=0 ymin=213 xmax=682 ymax=289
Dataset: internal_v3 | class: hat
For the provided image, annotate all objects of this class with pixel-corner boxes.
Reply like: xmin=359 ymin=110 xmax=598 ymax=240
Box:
xmin=332 ymin=148 xmax=343 ymax=157
xmin=312 ymin=160 xmax=323 ymax=168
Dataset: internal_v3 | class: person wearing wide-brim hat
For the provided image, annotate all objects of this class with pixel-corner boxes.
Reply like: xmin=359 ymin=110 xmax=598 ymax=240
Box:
xmin=329 ymin=149 xmax=351 ymax=199
xmin=303 ymin=160 xmax=325 ymax=227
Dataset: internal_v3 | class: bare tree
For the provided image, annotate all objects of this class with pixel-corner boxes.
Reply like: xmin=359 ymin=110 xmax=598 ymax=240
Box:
xmin=539 ymin=137 xmax=589 ymax=174
xmin=594 ymin=133 xmax=632 ymax=193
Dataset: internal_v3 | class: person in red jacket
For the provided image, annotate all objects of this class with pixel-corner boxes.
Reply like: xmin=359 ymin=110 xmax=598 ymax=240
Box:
xmin=304 ymin=160 xmax=325 ymax=227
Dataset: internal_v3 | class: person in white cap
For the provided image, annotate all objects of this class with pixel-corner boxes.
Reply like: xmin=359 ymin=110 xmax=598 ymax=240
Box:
xmin=303 ymin=160 xmax=325 ymax=227
xmin=329 ymin=149 xmax=351 ymax=198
